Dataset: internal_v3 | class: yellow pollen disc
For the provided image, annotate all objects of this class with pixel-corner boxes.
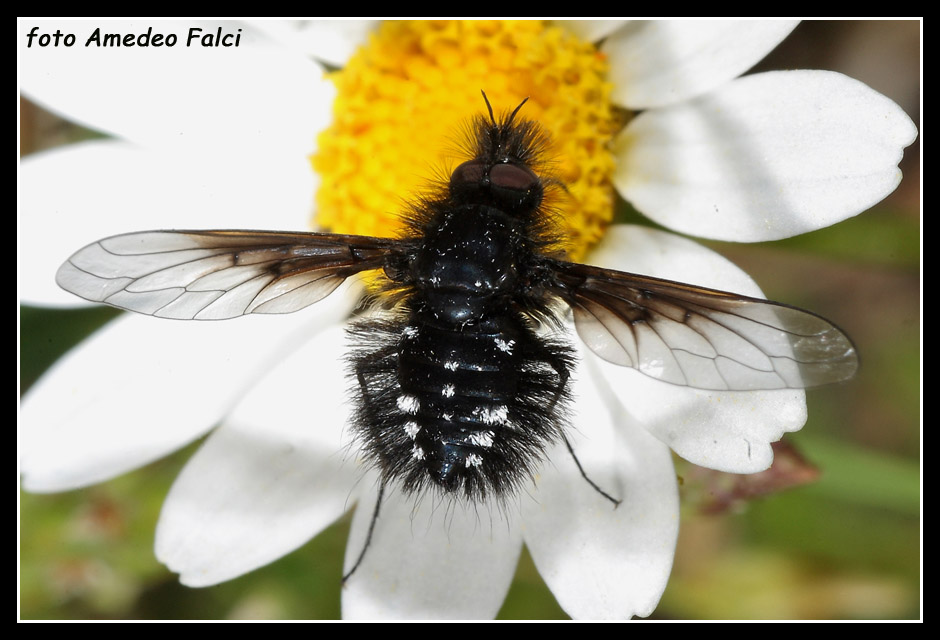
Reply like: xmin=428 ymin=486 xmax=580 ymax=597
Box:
xmin=312 ymin=20 xmax=620 ymax=261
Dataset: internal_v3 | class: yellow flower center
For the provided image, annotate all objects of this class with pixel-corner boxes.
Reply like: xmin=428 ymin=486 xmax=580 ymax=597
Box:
xmin=312 ymin=20 xmax=619 ymax=261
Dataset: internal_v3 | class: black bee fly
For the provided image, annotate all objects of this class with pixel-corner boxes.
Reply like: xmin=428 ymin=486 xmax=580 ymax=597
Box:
xmin=55 ymin=93 xmax=858 ymax=579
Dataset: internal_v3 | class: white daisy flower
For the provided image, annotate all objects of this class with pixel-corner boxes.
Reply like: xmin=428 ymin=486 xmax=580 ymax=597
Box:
xmin=19 ymin=20 xmax=916 ymax=619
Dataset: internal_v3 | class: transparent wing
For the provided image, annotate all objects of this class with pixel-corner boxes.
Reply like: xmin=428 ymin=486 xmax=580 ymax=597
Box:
xmin=56 ymin=230 xmax=402 ymax=320
xmin=548 ymin=260 xmax=858 ymax=391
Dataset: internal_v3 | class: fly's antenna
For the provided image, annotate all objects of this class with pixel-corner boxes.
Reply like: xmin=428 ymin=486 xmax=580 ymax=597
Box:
xmin=507 ymin=96 xmax=529 ymax=126
xmin=481 ymin=90 xmax=497 ymax=125
xmin=480 ymin=90 xmax=529 ymax=127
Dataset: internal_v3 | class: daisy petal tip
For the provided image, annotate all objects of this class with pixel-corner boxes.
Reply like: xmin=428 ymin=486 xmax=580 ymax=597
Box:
xmin=341 ymin=489 xmax=522 ymax=619
xmin=617 ymin=69 xmax=918 ymax=242
xmin=605 ymin=20 xmax=800 ymax=110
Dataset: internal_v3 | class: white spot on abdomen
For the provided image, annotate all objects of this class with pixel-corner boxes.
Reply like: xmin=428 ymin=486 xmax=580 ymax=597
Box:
xmin=469 ymin=430 xmax=495 ymax=448
xmin=473 ymin=404 xmax=509 ymax=426
xmin=397 ymin=394 xmax=420 ymax=414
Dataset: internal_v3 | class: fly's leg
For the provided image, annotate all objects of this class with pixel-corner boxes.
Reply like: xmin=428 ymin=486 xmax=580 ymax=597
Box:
xmin=543 ymin=347 xmax=620 ymax=508
xmin=562 ymin=434 xmax=620 ymax=507
xmin=345 ymin=340 xmax=399 ymax=583
xmin=342 ymin=480 xmax=386 ymax=583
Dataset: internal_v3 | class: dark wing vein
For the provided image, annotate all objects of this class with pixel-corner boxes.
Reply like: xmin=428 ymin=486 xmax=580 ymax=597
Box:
xmin=56 ymin=230 xmax=401 ymax=320
xmin=548 ymin=260 xmax=858 ymax=391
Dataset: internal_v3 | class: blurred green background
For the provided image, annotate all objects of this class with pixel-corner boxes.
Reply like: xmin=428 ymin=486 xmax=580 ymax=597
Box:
xmin=19 ymin=20 xmax=921 ymax=620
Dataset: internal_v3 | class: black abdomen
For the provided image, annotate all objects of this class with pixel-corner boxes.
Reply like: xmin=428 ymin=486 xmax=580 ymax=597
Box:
xmin=349 ymin=206 xmax=573 ymax=500
xmin=350 ymin=305 xmax=572 ymax=500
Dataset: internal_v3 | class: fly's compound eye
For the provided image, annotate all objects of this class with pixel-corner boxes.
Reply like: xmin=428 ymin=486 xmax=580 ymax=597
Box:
xmin=488 ymin=162 xmax=540 ymax=192
xmin=450 ymin=160 xmax=543 ymax=210
xmin=451 ymin=160 xmax=488 ymax=189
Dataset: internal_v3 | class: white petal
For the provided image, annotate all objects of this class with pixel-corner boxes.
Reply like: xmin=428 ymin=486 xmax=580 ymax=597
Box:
xmin=20 ymin=140 xmax=316 ymax=307
xmin=590 ymin=358 xmax=803 ymax=473
xmin=604 ymin=20 xmax=798 ymax=109
xmin=342 ymin=486 xmax=523 ymax=620
xmin=20 ymin=280 xmax=361 ymax=492
xmin=155 ymin=324 xmax=359 ymax=587
xmin=248 ymin=19 xmax=378 ymax=66
xmin=616 ymin=70 xmax=918 ymax=241
xmin=584 ymin=226 xmax=807 ymax=472
xmin=556 ymin=19 xmax=628 ymax=43
xmin=522 ymin=364 xmax=678 ymax=619
xmin=20 ymin=20 xmax=332 ymax=155
xmin=589 ymin=225 xmax=772 ymax=297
